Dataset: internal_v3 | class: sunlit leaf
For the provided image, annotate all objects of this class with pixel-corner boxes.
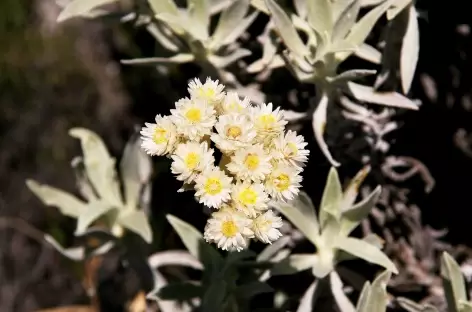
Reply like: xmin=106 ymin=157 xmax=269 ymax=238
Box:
xmin=148 ymin=250 xmax=203 ymax=269
xmin=355 ymin=281 xmax=371 ymax=311
xmin=441 ymin=252 xmax=467 ymax=312
xmin=357 ymin=271 xmax=391 ymax=312
xmin=208 ymin=49 xmax=251 ymax=68
xmin=189 ymin=0 xmax=210 ymax=40
xmin=26 ymin=180 xmax=84 ymax=218
xmin=75 ymin=201 xmax=115 ymax=235
xmin=148 ymin=0 xmax=179 ymax=15
xmin=121 ymin=54 xmax=195 ymax=65
xmin=312 ymin=93 xmax=341 ymax=167
xmin=312 ymin=252 xmax=335 ymax=278
xmin=386 ymin=0 xmax=411 ymax=20
xmin=71 ymin=157 xmax=97 ymax=202
xmin=265 ymin=0 xmax=310 ymax=57
xmin=57 ymin=0 xmax=117 ymax=22
xmin=257 ymin=236 xmax=291 ymax=262
xmin=336 ymin=237 xmax=398 ymax=273
xmin=44 ymin=234 xmax=85 ymax=261
xmin=328 ymin=69 xmax=377 ymax=85
xmin=307 ymin=0 xmax=333 ymax=37
xmin=250 ymin=0 xmax=269 ymax=14
xmin=459 ymin=301 xmax=472 ymax=312
xmin=332 ymin=0 xmax=361 ymax=41
xmin=340 ymin=186 xmax=381 ymax=236
xmin=319 ymin=167 xmax=343 ymax=226
xmin=296 ymin=280 xmax=318 ymax=312
xmin=211 ymin=0 xmax=250 ymax=48
xmin=400 ymin=5 xmax=419 ymax=94
xmin=341 ymin=165 xmax=371 ymax=211
xmin=347 ymin=82 xmax=419 ymax=110
xmin=355 ymin=43 xmax=382 ymax=64
xmin=118 ymin=210 xmax=152 ymax=243
xmin=271 ymin=254 xmax=318 ymax=276
xmin=330 ymin=271 xmax=356 ymax=312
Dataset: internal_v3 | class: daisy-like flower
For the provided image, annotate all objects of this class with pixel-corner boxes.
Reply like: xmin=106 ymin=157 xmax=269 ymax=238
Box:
xmin=211 ymin=113 xmax=256 ymax=154
xmin=170 ymin=98 xmax=216 ymax=141
xmin=231 ymin=182 xmax=269 ymax=217
xmin=273 ymin=130 xmax=310 ymax=168
xmin=140 ymin=115 xmax=177 ymax=156
xmin=204 ymin=209 xmax=254 ymax=251
xmin=226 ymin=144 xmax=272 ymax=182
xmin=188 ymin=78 xmax=225 ymax=106
xmin=219 ymin=91 xmax=250 ymax=115
xmin=250 ymin=102 xmax=287 ymax=143
xmin=252 ymin=210 xmax=283 ymax=244
xmin=265 ymin=163 xmax=303 ymax=202
xmin=195 ymin=166 xmax=233 ymax=208
xmin=171 ymin=141 xmax=214 ymax=183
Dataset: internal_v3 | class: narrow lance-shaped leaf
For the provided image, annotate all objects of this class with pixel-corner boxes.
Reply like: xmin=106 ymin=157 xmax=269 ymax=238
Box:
xmin=57 ymin=0 xmax=117 ymax=22
xmin=386 ymin=0 xmax=411 ymax=20
xmin=26 ymin=180 xmax=84 ymax=218
xmin=354 ymin=43 xmax=382 ymax=64
xmin=218 ymin=11 xmax=258 ymax=47
xmin=347 ymin=82 xmax=419 ymax=110
xmin=319 ymin=167 xmax=343 ymax=226
xmin=250 ymin=0 xmax=269 ymax=14
xmin=307 ymin=0 xmax=333 ymax=37
xmin=357 ymin=271 xmax=391 ymax=312
xmin=330 ymin=271 xmax=356 ymax=312
xmin=355 ymin=281 xmax=371 ymax=312
xmin=44 ymin=234 xmax=85 ymax=261
xmin=332 ymin=0 xmax=361 ymax=41
xmin=208 ymin=48 xmax=252 ymax=68
xmin=118 ymin=210 xmax=153 ymax=243
xmin=441 ymin=252 xmax=467 ymax=312
xmin=400 ymin=5 xmax=419 ymax=94
xmin=121 ymin=54 xmax=195 ymax=65
xmin=312 ymin=93 xmax=341 ymax=167
xmin=328 ymin=69 xmax=377 ymax=85
xmin=341 ymin=165 xmax=371 ymax=211
xmin=265 ymin=0 xmax=310 ymax=58
xmin=336 ymin=237 xmax=398 ymax=274
xmin=296 ymin=280 xmax=318 ymax=312
xmin=211 ymin=0 xmax=250 ymax=49
xmin=189 ymin=0 xmax=210 ymax=40
xmin=340 ymin=186 xmax=381 ymax=236
xmin=271 ymin=254 xmax=318 ymax=276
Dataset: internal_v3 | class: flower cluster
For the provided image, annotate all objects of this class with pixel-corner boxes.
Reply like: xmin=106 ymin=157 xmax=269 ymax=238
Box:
xmin=141 ymin=78 xmax=309 ymax=251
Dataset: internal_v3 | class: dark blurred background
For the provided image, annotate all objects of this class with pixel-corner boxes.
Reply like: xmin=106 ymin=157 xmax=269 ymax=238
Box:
xmin=1 ymin=0 xmax=472 ymax=311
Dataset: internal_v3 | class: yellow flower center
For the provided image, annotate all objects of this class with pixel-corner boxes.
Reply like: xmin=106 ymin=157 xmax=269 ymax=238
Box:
xmin=228 ymin=101 xmax=242 ymax=112
xmin=258 ymin=114 xmax=276 ymax=129
xmin=185 ymin=108 xmax=202 ymax=123
xmin=244 ymin=154 xmax=260 ymax=171
xmin=185 ymin=152 xmax=200 ymax=170
xmin=255 ymin=218 xmax=271 ymax=231
xmin=221 ymin=220 xmax=238 ymax=237
xmin=238 ymin=188 xmax=257 ymax=206
xmin=152 ymin=127 xmax=167 ymax=144
xmin=226 ymin=126 xmax=242 ymax=138
xmin=204 ymin=177 xmax=222 ymax=195
xmin=275 ymin=173 xmax=290 ymax=191
xmin=287 ymin=142 xmax=298 ymax=157
xmin=198 ymin=87 xmax=215 ymax=98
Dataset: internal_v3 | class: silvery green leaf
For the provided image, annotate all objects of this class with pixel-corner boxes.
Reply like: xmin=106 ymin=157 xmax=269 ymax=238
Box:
xmin=158 ymin=282 xmax=202 ymax=300
xmin=296 ymin=280 xmax=318 ymax=312
xmin=400 ymin=5 xmax=419 ymax=94
xmin=166 ymin=214 xmax=222 ymax=262
xmin=271 ymin=198 xmax=319 ymax=244
xmin=357 ymin=271 xmax=391 ymax=312
xmin=257 ymin=236 xmax=291 ymax=261
xmin=336 ymin=237 xmax=398 ymax=273
xmin=355 ymin=43 xmax=382 ymax=64
xmin=210 ymin=0 xmax=250 ymax=49
xmin=319 ymin=167 xmax=343 ymax=226
xmin=332 ymin=0 xmax=361 ymax=41
xmin=294 ymin=0 xmax=307 ymax=18
xmin=341 ymin=165 xmax=371 ymax=211
xmin=283 ymin=110 xmax=308 ymax=122
xmin=209 ymin=0 xmax=233 ymax=14
xmin=148 ymin=0 xmax=179 ymax=15
xmin=441 ymin=252 xmax=467 ymax=312
xmin=189 ymin=0 xmax=210 ymax=40
xmin=148 ymin=250 xmax=203 ymax=269
xmin=355 ymin=281 xmax=371 ymax=311
xmin=340 ymin=186 xmax=381 ymax=236
xmin=250 ymin=0 xmax=269 ymax=14
xmin=44 ymin=234 xmax=85 ymax=261
xmin=26 ymin=180 xmax=85 ymax=218
xmin=208 ymin=49 xmax=251 ymax=68
xmin=307 ymin=0 xmax=333 ymax=38
xmin=235 ymin=281 xmax=273 ymax=299
xmin=57 ymin=0 xmax=117 ymax=22
xmin=337 ymin=233 xmax=384 ymax=262
xmin=386 ymin=0 xmax=411 ymax=20
xmin=118 ymin=210 xmax=152 ymax=243
xmin=320 ymin=213 xmax=341 ymax=248
xmin=218 ymin=11 xmax=258 ymax=47
xmin=146 ymin=23 xmax=181 ymax=52
xmin=397 ymin=297 xmax=439 ymax=312
xmin=312 ymin=93 xmax=341 ymax=167
xmin=156 ymin=12 xmax=186 ymax=35
xmin=120 ymin=134 xmax=152 ymax=210
xmin=271 ymin=254 xmax=318 ymax=276
xmin=265 ymin=0 xmax=310 ymax=58
xmin=121 ymin=54 xmax=195 ymax=65
xmin=330 ymin=271 xmax=356 ymax=312
xmin=328 ymin=69 xmax=377 ymax=85
xmin=459 ymin=301 xmax=472 ymax=312
xmin=75 ymin=201 xmax=115 ymax=235
xmin=71 ymin=157 xmax=97 ymax=202
xmin=69 ymin=128 xmax=122 ymax=207
xmin=346 ymin=82 xmax=419 ymax=110
xmin=338 ymin=0 xmax=391 ymax=61
xmin=312 ymin=252 xmax=335 ymax=278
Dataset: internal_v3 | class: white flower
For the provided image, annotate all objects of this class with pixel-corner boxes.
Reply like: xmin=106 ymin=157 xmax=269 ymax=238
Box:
xmin=140 ymin=115 xmax=177 ymax=156
xmin=219 ymin=91 xmax=250 ymax=115
xmin=250 ymin=102 xmax=287 ymax=142
xmin=226 ymin=144 xmax=272 ymax=182
xmin=204 ymin=209 xmax=254 ymax=251
xmin=231 ymin=182 xmax=269 ymax=217
xmin=188 ymin=77 xmax=225 ymax=106
xmin=195 ymin=166 xmax=233 ymax=208
xmin=273 ymin=130 xmax=310 ymax=167
xmin=265 ymin=163 xmax=302 ymax=201
xmin=170 ymin=98 xmax=216 ymax=141
xmin=171 ymin=141 xmax=215 ymax=183
xmin=252 ymin=210 xmax=283 ymax=244
xmin=211 ymin=113 xmax=256 ymax=154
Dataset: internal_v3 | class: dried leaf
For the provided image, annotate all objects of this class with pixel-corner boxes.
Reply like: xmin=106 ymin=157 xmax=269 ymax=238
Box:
xmin=397 ymin=297 xmax=440 ymax=312
xmin=400 ymin=5 xmax=419 ymax=94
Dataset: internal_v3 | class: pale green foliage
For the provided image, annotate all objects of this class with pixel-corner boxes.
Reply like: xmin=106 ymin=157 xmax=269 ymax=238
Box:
xmin=27 ymin=128 xmax=153 ymax=243
xmin=398 ymin=252 xmax=472 ymax=312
